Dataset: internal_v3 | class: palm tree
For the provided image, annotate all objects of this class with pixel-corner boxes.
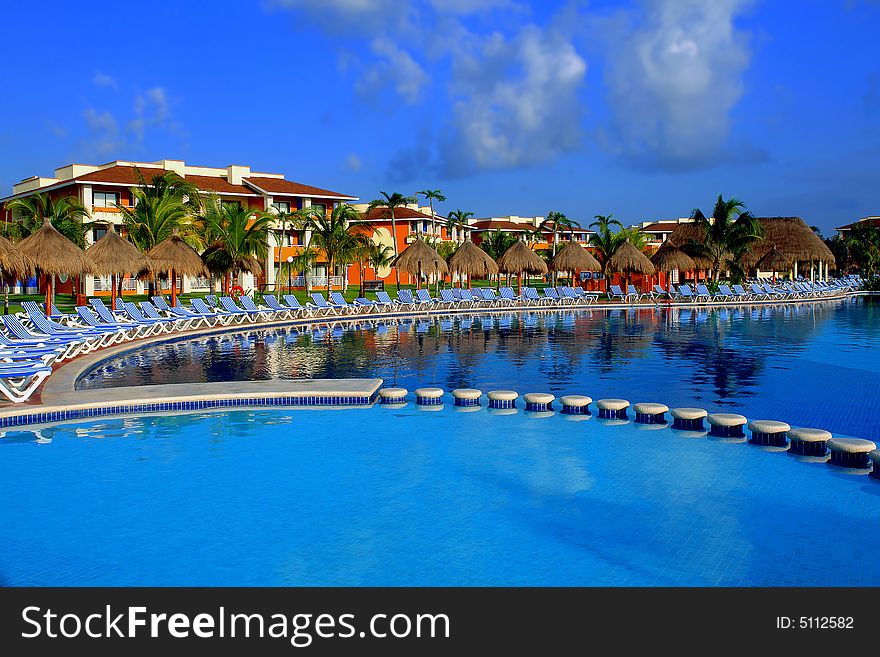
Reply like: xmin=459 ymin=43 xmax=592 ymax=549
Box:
xmin=588 ymin=214 xmax=624 ymax=292
xmin=4 ymin=191 xmax=90 ymax=306
xmin=689 ymin=195 xmax=764 ymax=281
xmin=417 ymin=189 xmax=446 ymax=237
xmin=308 ymin=203 xmax=364 ymax=295
xmin=480 ymin=230 xmax=518 ymax=261
xmin=846 ymin=224 xmax=880 ymax=277
xmin=120 ymin=169 xmax=200 ymax=295
xmin=445 ymin=209 xmax=473 ymax=244
xmin=367 ymin=191 xmax=415 ymax=290
xmin=352 ymin=237 xmax=395 ymax=297
xmin=538 ymin=211 xmax=579 ymax=286
xmin=4 ymin=192 xmax=90 ymax=246
xmin=201 ymin=204 xmax=270 ymax=293
xmin=271 ymin=205 xmax=314 ymax=293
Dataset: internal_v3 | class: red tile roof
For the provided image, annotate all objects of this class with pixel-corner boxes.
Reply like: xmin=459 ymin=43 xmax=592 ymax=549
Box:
xmin=76 ymin=165 xmax=162 ymax=185
xmin=362 ymin=206 xmax=437 ymax=221
xmin=471 ymin=220 xmax=533 ymax=231
xmin=245 ymin=176 xmax=355 ymax=199
xmin=185 ymin=174 xmax=255 ymax=195
xmin=639 ymin=221 xmax=683 ymax=232
xmin=835 ymin=217 xmax=880 ymax=231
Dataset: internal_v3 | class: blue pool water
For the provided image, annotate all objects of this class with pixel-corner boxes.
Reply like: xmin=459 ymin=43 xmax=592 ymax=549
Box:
xmin=78 ymin=297 xmax=880 ymax=440
xmin=1 ymin=405 xmax=878 ymax=586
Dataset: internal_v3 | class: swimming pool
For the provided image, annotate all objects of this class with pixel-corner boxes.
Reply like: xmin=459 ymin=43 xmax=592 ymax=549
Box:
xmin=1 ymin=404 xmax=877 ymax=586
xmin=77 ymin=297 xmax=880 ymax=440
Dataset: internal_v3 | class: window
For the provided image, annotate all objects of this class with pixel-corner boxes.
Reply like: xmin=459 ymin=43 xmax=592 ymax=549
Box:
xmin=92 ymin=226 xmax=107 ymax=242
xmin=274 ymin=201 xmax=291 ymax=214
xmin=310 ymin=203 xmax=326 ymax=216
xmin=93 ymin=191 xmax=119 ymax=207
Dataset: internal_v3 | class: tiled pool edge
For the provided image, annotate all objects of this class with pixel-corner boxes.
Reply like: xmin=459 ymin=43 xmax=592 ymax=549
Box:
xmin=1 ymin=380 xmax=383 ymax=429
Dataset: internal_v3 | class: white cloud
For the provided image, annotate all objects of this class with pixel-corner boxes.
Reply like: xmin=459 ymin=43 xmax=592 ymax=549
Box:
xmin=437 ymin=25 xmax=587 ymax=175
xmin=92 ymin=72 xmax=118 ymax=89
xmin=345 ymin=153 xmax=363 ymax=171
xmin=356 ymin=37 xmax=429 ymax=103
xmin=428 ymin=0 xmax=520 ymax=14
xmin=269 ymin=0 xmax=408 ymax=32
xmin=78 ymin=86 xmax=177 ymax=157
xmin=129 ymin=86 xmax=172 ymax=140
xmin=598 ymin=0 xmax=758 ymax=169
xmin=82 ymin=108 xmax=123 ymax=155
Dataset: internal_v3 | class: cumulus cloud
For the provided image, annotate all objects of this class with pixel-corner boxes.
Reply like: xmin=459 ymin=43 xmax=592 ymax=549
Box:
xmin=82 ymin=107 xmax=123 ymax=155
xmin=437 ymin=25 xmax=587 ymax=176
xmin=129 ymin=87 xmax=172 ymax=141
xmin=268 ymin=0 xmax=409 ymax=32
xmin=92 ymin=72 xmax=118 ymax=89
xmin=355 ymin=37 xmax=429 ymax=103
xmin=597 ymin=0 xmax=758 ymax=169
xmin=78 ymin=86 xmax=177 ymax=157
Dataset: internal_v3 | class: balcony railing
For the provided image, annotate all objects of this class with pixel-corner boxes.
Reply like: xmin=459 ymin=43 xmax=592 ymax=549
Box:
xmin=93 ymin=276 xmax=138 ymax=292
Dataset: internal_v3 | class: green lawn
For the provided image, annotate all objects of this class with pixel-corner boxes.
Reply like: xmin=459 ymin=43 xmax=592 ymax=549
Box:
xmin=3 ymin=279 xmax=590 ymax=314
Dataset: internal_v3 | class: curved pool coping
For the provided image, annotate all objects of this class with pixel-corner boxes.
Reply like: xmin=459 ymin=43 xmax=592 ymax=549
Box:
xmin=0 ymin=289 xmax=866 ymax=428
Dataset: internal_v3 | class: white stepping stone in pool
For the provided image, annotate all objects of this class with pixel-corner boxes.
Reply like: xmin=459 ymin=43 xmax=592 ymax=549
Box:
xmin=788 ymin=427 xmax=832 ymax=456
xmin=414 ymin=387 xmax=444 ymax=406
xmin=524 ymin=393 xmax=555 ymax=411
xmin=452 ymin=388 xmax=482 ymax=407
xmin=378 ymin=387 xmax=408 ymax=404
xmin=827 ymin=437 xmax=877 ymax=469
xmin=633 ymin=402 xmax=668 ymax=425
xmin=596 ymin=398 xmax=629 ymax=419
xmin=487 ymin=390 xmax=518 ymax=409
xmin=560 ymin=395 xmax=591 ymax=415
xmin=670 ymin=407 xmax=708 ymax=431
xmin=747 ymin=419 xmax=790 ymax=447
xmin=707 ymin=413 xmax=747 ymax=438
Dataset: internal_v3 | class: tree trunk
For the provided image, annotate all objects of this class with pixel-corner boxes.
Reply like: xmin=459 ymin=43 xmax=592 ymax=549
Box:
xmin=277 ymin=223 xmax=285 ymax=293
xmin=326 ymin=259 xmax=333 ymax=296
xmin=3 ymin=284 xmax=8 ymax=315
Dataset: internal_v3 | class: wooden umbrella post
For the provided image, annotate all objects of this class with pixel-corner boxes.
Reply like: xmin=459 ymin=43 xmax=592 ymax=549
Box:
xmin=171 ymin=268 xmax=178 ymax=307
xmin=111 ymin=273 xmax=117 ymax=312
xmin=44 ymin=273 xmax=53 ymax=317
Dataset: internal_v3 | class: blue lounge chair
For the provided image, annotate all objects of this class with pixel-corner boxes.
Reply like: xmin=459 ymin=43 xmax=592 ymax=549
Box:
xmin=457 ymin=289 xmax=481 ymax=307
xmin=627 ymin=285 xmax=647 ymax=302
xmin=22 ymin=303 xmax=118 ymax=348
xmin=2 ymin=314 xmax=95 ymax=356
xmin=415 ymin=289 xmax=436 ymax=306
xmin=374 ymin=291 xmax=397 ymax=310
xmin=677 ymin=284 xmax=698 ymax=302
xmin=91 ymin=298 xmax=160 ymax=337
xmin=0 ymin=360 xmax=54 ymax=403
xmin=521 ymin=287 xmax=548 ymax=306
xmin=74 ymin=307 xmax=134 ymax=343
xmin=608 ymin=285 xmax=627 ymax=302
xmin=694 ymin=284 xmax=714 ymax=302
xmin=262 ymin=295 xmax=297 ymax=319
xmin=478 ymin=288 xmax=501 ymax=306
xmin=140 ymin=301 xmax=195 ymax=331
xmin=438 ymin=289 xmax=461 ymax=309
xmin=330 ymin=291 xmax=364 ymax=314
xmin=219 ymin=296 xmax=259 ymax=322
xmin=542 ymin=287 xmax=563 ymax=305
xmin=281 ymin=295 xmax=315 ymax=317
xmin=311 ymin=292 xmax=343 ymax=315
xmin=151 ymin=296 xmax=215 ymax=328
xmin=396 ymin=289 xmax=418 ymax=307
xmin=239 ymin=295 xmax=275 ymax=321
xmin=191 ymin=298 xmax=235 ymax=325
xmin=498 ymin=287 xmax=519 ymax=306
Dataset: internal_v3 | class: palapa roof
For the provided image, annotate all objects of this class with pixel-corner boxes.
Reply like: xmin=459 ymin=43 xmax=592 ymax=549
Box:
xmin=17 ymin=218 xmax=95 ymax=276
xmin=0 ymin=235 xmax=33 ymax=281
xmin=608 ymin=239 xmax=655 ymax=275
xmin=650 ymin=243 xmax=696 ymax=273
xmin=754 ymin=245 xmax=791 ymax=272
xmin=496 ymin=240 xmax=548 ymax=275
xmin=549 ymin=241 xmax=601 ymax=272
xmin=147 ymin=230 xmax=209 ymax=277
xmin=85 ymin=223 xmax=152 ymax=276
xmin=393 ymin=237 xmax=448 ymax=276
xmin=447 ymin=240 xmax=498 ymax=277
xmin=665 ymin=222 xmax=715 ymax=269
xmin=741 ymin=217 xmax=835 ymax=267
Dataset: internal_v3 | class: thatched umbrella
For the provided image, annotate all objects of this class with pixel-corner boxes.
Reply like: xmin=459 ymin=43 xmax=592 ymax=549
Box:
xmin=147 ymin=228 xmax=209 ymax=306
xmin=18 ymin=218 xmax=95 ymax=316
xmin=740 ymin=217 xmax=835 ymax=279
xmin=497 ymin=240 xmax=548 ymax=293
xmin=650 ymin=243 xmax=695 ymax=292
xmin=549 ymin=241 xmax=601 ymax=286
xmin=608 ymin=239 xmax=655 ymax=293
xmin=0 ymin=235 xmax=33 ymax=314
xmin=755 ymin=244 xmax=790 ymax=283
xmin=447 ymin=240 xmax=498 ymax=288
xmin=86 ymin=223 xmax=152 ymax=311
xmin=392 ymin=237 xmax=448 ymax=290
xmin=666 ymin=222 xmax=715 ymax=279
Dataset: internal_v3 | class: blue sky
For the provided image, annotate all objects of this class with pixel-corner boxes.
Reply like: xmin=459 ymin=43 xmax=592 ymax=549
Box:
xmin=0 ymin=0 xmax=878 ymax=232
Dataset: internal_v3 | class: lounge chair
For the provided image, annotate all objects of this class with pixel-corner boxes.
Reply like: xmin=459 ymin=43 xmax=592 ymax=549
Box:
xmin=415 ymin=289 xmax=437 ymax=306
xmin=458 ymin=289 xmax=481 ymax=307
xmin=374 ymin=291 xmax=397 ymax=310
xmin=219 ymin=296 xmax=259 ymax=323
xmin=542 ymin=287 xmax=563 ymax=305
xmin=140 ymin=301 xmax=196 ymax=331
xmin=0 ymin=360 xmax=54 ymax=403
xmin=0 ymin=316 xmax=85 ymax=360
xmin=90 ymin=298 xmax=159 ymax=337
xmin=677 ymin=284 xmax=698 ymax=302
xmin=262 ymin=295 xmax=298 ymax=320
xmin=74 ymin=307 xmax=135 ymax=343
xmin=240 ymin=295 xmax=276 ymax=321
xmin=478 ymin=288 xmax=501 ymax=306
xmin=694 ymin=284 xmax=714 ymax=302
xmin=608 ymin=285 xmax=627 ymax=302
xmin=152 ymin=296 xmax=216 ymax=328
xmin=331 ymin=291 xmax=365 ymax=314
xmin=396 ymin=289 xmax=419 ymax=308
xmin=627 ymin=285 xmax=648 ymax=302
xmin=732 ymin=284 xmax=751 ymax=300
xmin=282 ymin=295 xmax=315 ymax=317
xmin=309 ymin=292 xmax=343 ymax=315
xmin=22 ymin=303 xmax=119 ymax=348
xmin=653 ymin=285 xmax=673 ymax=301
xmin=521 ymin=287 xmax=548 ymax=306
xmin=191 ymin=298 xmax=235 ymax=325
xmin=498 ymin=287 xmax=520 ymax=306
xmin=438 ymin=289 xmax=462 ymax=309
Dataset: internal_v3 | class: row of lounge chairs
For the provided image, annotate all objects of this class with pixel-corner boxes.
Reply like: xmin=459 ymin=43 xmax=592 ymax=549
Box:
xmin=0 ymin=275 xmax=861 ymax=402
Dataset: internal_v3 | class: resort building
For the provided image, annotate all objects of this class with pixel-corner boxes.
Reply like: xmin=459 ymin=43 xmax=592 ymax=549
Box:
xmin=835 ymin=216 xmax=880 ymax=238
xmin=1 ymin=159 xmax=356 ymax=297
xmin=630 ymin=218 xmax=692 ymax=248
xmin=468 ymin=215 xmax=594 ymax=249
